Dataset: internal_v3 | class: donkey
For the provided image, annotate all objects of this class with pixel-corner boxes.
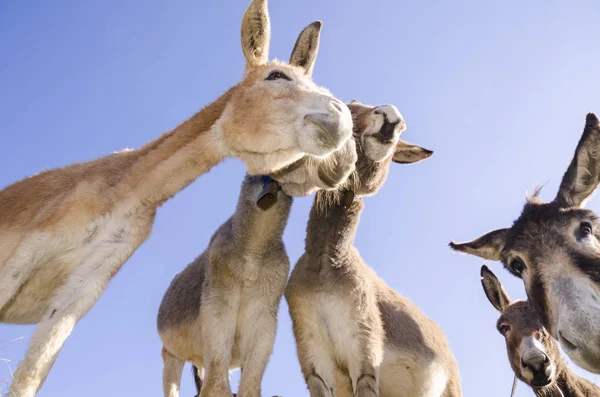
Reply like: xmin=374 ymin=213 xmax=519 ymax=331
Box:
xmin=0 ymin=0 xmax=356 ymax=395
xmin=449 ymin=113 xmax=600 ymax=373
xmin=156 ymin=20 xmax=355 ymax=397
xmin=480 ymin=265 xmax=600 ymax=396
xmin=285 ymin=100 xmax=463 ymax=397
xmin=158 ymin=174 xmax=292 ymax=397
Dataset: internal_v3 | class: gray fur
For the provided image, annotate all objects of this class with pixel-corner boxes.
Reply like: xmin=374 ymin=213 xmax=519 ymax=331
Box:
xmin=157 ymin=175 xmax=291 ymax=397
xmin=285 ymin=101 xmax=461 ymax=397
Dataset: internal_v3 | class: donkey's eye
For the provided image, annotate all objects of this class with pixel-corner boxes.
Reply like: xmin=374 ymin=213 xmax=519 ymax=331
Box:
xmin=580 ymin=222 xmax=593 ymax=237
xmin=510 ymin=259 xmax=525 ymax=276
xmin=499 ymin=324 xmax=511 ymax=335
xmin=265 ymin=71 xmax=291 ymax=81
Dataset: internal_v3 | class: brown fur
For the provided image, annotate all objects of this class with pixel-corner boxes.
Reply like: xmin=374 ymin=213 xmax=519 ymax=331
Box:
xmin=480 ymin=266 xmax=600 ymax=397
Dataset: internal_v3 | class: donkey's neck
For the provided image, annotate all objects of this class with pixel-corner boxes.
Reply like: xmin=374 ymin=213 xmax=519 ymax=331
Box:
xmin=231 ymin=193 xmax=293 ymax=253
xmin=122 ymin=88 xmax=233 ymax=207
xmin=534 ymin=358 xmax=600 ymax=397
xmin=305 ymin=192 xmax=364 ymax=263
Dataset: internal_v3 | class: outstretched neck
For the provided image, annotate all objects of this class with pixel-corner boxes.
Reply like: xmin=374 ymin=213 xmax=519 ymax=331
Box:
xmin=122 ymin=88 xmax=234 ymax=207
xmin=305 ymin=191 xmax=364 ymax=262
xmin=534 ymin=358 xmax=600 ymax=397
xmin=230 ymin=177 xmax=293 ymax=252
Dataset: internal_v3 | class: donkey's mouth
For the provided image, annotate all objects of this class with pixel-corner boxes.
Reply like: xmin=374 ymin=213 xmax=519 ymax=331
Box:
xmin=530 ymin=378 xmax=553 ymax=388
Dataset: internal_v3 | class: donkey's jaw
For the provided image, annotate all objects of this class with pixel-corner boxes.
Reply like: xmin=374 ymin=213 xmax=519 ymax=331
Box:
xmin=551 ymin=273 xmax=600 ymax=373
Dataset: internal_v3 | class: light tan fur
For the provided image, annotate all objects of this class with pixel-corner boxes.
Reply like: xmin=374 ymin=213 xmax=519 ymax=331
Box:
xmin=157 ymin=175 xmax=291 ymax=397
xmin=285 ymin=101 xmax=462 ymax=397
xmin=0 ymin=1 xmax=355 ymax=395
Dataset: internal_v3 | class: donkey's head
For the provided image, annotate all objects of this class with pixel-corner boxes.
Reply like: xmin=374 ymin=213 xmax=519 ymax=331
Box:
xmin=451 ymin=113 xmax=600 ymax=373
xmin=221 ymin=0 xmax=354 ymax=187
xmin=334 ymin=100 xmax=433 ymax=198
xmin=481 ymin=265 xmax=563 ymax=391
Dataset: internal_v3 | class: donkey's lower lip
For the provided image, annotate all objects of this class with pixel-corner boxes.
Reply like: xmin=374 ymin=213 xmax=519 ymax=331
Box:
xmin=530 ymin=378 xmax=552 ymax=388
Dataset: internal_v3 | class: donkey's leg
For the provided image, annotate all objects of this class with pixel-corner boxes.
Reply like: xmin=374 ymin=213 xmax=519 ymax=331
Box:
xmin=236 ymin=296 xmax=279 ymax=397
xmin=162 ymin=348 xmax=185 ymax=397
xmin=288 ymin=302 xmax=336 ymax=397
xmin=8 ymin=269 xmax=113 ymax=397
xmin=348 ymin=322 xmax=383 ymax=397
xmin=191 ymin=365 xmax=204 ymax=397
xmin=198 ymin=287 xmax=240 ymax=397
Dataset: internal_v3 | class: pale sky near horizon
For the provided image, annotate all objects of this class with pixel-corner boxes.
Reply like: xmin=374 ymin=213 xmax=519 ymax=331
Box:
xmin=1 ymin=1 xmax=600 ymax=396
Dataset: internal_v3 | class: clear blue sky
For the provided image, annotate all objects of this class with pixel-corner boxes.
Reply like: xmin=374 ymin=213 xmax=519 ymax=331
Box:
xmin=1 ymin=1 xmax=599 ymax=396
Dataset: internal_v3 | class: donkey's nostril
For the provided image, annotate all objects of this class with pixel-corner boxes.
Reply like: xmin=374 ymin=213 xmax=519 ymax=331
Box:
xmin=521 ymin=358 xmax=529 ymax=369
xmin=331 ymin=98 xmax=344 ymax=113
xmin=379 ymin=120 xmax=400 ymax=141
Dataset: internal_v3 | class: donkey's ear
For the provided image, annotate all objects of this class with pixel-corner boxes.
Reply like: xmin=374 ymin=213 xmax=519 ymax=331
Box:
xmin=554 ymin=113 xmax=600 ymax=208
xmin=392 ymin=141 xmax=433 ymax=164
xmin=289 ymin=21 xmax=322 ymax=77
xmin=481 ymin=265 xmax=512 ymax=312
xmin=449 ymin=228 xmax=509 ymax=261
xmin=241 ymin=0 xmax=271 ymax=69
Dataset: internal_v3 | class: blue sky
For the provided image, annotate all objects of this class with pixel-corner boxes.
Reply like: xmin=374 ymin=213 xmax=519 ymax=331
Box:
xmin=1 ymin=1 xmax=599 ymax=396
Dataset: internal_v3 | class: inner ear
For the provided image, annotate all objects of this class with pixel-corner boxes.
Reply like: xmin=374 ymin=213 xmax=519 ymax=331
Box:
xmin=241 ymin=0 xmax=271 ymax=69
xmin=481 ymin=265 xmax=512 ymax=312
xmin=449 ymin=228 xmax=509 ymax=261
xmin=392 ymin=141 xmax=433 ymax=164
xmin=554 ymin=112 xmax=600 ymax=208
xmin=289 ymin=21 xmax=322 ymax=77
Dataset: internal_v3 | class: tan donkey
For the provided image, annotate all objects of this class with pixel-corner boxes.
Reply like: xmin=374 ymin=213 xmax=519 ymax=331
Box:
xmin=156 ymin=20 xmax=350 ymax=397
xmin=480 ymin=265 xmax=600 ymax=397
xmin=0 ymin=0 xmax=356 ymax=395
xmin=285 ymin=101 xmax=462 ymax=397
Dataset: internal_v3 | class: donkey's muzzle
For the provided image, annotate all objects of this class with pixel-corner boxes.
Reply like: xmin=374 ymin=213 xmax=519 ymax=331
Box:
xmin=522 ymin=353 xmax=552 ymax=387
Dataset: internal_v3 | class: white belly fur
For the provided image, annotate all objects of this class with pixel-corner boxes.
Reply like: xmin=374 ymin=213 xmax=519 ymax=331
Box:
xmin=379 ymin=347 xmax=448 ymax=397
xmin=0 ymin=207 xmax=151 ymax=324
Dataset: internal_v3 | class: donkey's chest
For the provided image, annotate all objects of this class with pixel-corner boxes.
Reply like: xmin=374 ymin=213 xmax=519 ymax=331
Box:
xmin=315 ymin=292 xmax=369 ymax=359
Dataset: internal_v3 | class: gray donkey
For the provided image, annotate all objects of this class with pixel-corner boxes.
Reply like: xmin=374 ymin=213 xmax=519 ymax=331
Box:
xmin=158 ymin=174 xmax=292 ymax=397
xmin=285 ymin=100 xmax=463 ymax=397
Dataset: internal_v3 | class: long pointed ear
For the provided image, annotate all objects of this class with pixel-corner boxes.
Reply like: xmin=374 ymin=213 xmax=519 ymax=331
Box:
xmin=481 ymin=265 xmax=512 ymax=312
xmin=241 ymin=0 xmax=271 ymax=69
xmin=554 ymin=113 xmax=600 ymax=208
xmin=449 ymin=228 xmax=509 ymax=261
xmin=289 ymin=21 xmax=322 ymax=77
xmin=392 ymin=141 xmax=433 ymax=164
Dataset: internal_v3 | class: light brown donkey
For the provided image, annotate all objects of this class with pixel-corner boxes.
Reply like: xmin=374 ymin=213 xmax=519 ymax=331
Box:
xmin=156 ymin=20 xmax=352 ymax=397
xmin=0 ymin=0 xmax=356 ymax=395
xmin=480 ymin=265 xmax=600 ymax=397
xmin=285 ymin=101 xmax=462 ymax=397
